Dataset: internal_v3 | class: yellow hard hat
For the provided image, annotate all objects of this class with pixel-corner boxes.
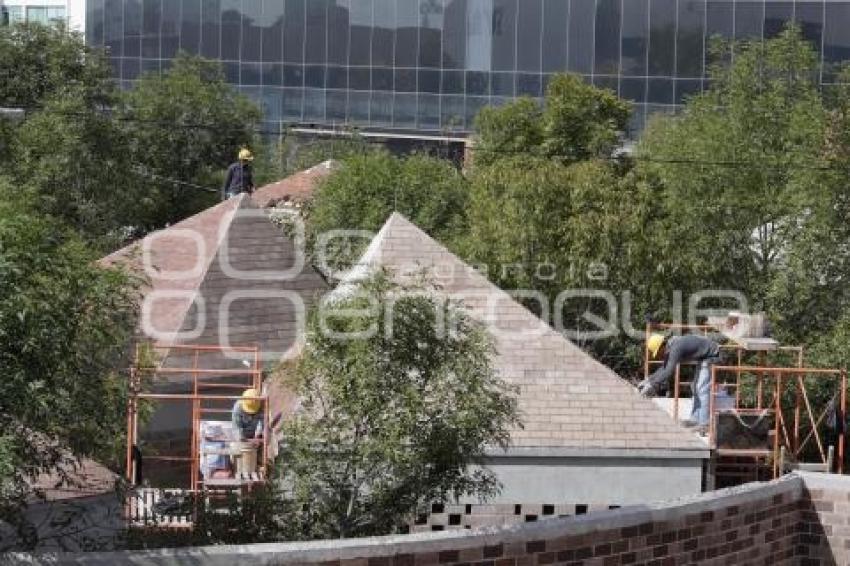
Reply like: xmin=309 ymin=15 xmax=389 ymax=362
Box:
xmin=647 ymin=333 xmax=665 ymax=358
xmin=238 ymin=148 xmax=254 ymax=161
xmin=241 ymin=388 xmax=261 ymax=414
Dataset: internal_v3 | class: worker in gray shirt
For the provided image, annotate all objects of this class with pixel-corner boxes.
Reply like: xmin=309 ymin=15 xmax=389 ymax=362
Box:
xmin=639 ymin=334 xmax=723 ymax=431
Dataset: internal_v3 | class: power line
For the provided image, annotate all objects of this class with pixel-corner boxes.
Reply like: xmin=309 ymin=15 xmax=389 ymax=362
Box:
xmin=12 ymin=105 xmax=850 ymax=175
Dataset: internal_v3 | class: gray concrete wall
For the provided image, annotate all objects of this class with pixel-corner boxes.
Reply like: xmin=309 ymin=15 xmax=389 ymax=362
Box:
xmin=482 ymin=455 xmax=704 ymax=505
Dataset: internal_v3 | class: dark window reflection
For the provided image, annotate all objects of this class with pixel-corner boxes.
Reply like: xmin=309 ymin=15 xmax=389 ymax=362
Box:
xmin=349 ymin=0 xmax=371 ymax=65
xmin=394 ymin=93 xmax=417 ymax=127
xmin=220 ymin=0 xmax=240 ymax=61
xmin=442 ymin=70 xmax=465 ymax=93
xmin=648 ymin=0 xmax=675 ymax=76
xmin=444 ymin=0 xmax=467 ymax=69
xmin=142 ymin=0 xmax=161 ymax=59
xmin=418 ymin=93 xmax=440 ymax=128
xmin=466 ymin=70 xmax=490 ymax=95
xmin=371 ymin=92 xmax=394 ymax=125
xmin=517 ymin=0 xmax=542 ymax=72
xmin=568 ymin=0 xmax=594 ymax=74
xmin=621 ymin=0 xmax=648 ymax=77
xmin=824 ymin=2 xmax=850 ymax=81
xmin=200 ymin=0 xmax=220 ymax=59
xmin=372 ymin=0 xmax=395 ymax=66
xmin=327 ymin=1 xmax=350 ymax=65
xmin=542 ymin=0 xmax=568 ymax=72
xmin=284 ymin=0 xmax=305 ymax=63
xmin=163 ymin=0 xmax=181 ymax=57
xmin=396 ymin=0 xmax=418 ymax=67
xmin=420 ymin=0 xmax=444 ymax=68
xmin=764 ymin=1 xmax=792 ymax=38
xmin=648 ymin=77 xmax=673 ymax=104
xmin=517 ymin=73 xmax=541 ymax=96
xmin=124 ymin=0 xmax=142 ymax=58
xmin=594 ymin=0 xmax=620 ymax=75
xmin=305 ymin=0 xmax=327 ymax=64
xmin=241 ymin=0 xmax=262 ymax=62
xmin=373 ymin=67 xmax=394 ymax=90
xmin=492 ymin=0 xmax=517 ymax=72
xmin=735 ymin=1 xmax=763 ymax=41
xmin=419 ymin=69 xmax=441 ymax=93
xmin=796 ymin=1 xmax=824 ymax=54
xmin=180 ymin=0 xmax=201 ymax=55
xmin=677 ymin=0 xmax=704 ymax=78
xmin=104 ymin=0 xmax=123 ymax=56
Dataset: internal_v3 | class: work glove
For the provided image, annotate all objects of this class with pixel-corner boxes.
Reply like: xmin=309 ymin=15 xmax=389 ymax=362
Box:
xmin=637 ymin=379 xmax=657 ymax=397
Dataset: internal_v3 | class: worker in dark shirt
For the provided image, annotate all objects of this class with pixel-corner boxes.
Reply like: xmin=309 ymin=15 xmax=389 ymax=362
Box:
xmin=222 ymin=148 xmax=255 ymax=200
xmin=638 ymin=334 xmax=723 ymax=431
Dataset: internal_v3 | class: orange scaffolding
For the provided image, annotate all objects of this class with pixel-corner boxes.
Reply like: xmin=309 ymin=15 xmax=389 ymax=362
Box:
xmin=643 ymin=322 xmax=846 ymax=484
xmin=126 ymin=343 xmax=270 ymax=493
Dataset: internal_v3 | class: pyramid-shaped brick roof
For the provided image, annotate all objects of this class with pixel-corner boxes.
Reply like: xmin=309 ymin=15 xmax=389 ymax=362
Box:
xmin=339 ymin=213 xmax=705 ymax=453
xmin=102 ymin=194 xmax=327 ymax=367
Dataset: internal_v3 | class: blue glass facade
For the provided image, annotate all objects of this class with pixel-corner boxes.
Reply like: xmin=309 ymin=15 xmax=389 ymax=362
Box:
xmin=84 ymin=0 xmax=850 ymax=136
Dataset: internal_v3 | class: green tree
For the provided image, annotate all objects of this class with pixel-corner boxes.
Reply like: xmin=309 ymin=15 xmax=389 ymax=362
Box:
xmin=0 ymin=22 xmax=142 ymax=245
xmin=120 ymin=53 xmax=262 ymax=227
xmin=0 ymin=189 xmax=137 ymax=549
xmin=637 ymin=26 xmax=830 ymax=340
xmin=307 ymin=152 xmax=469 ymax=273
xmin=473 ymin=73 xmax=630 ymax=166
xmin=13 ymin=90 xmax=142 ymax=245
xmin=0 ymin=22 xmax=112 ymax=109
xmin=279 ymin=273 xmax=518 ymax=539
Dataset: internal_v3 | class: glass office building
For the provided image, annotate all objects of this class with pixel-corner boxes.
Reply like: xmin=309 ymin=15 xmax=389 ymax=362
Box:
xmin=84 ymin=0 xmax=850 ymax=136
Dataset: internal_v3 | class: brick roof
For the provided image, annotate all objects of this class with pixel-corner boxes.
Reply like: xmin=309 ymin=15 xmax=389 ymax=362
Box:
xmin=337 ymin=213 xmax=705 ymax=453
xmin=101 ymin=194 xmax=328 ymax=368
xmin=251 ymin=160 xmax=337 ymax=208
xmin=32 ymin=457 xmax=117 ymax=502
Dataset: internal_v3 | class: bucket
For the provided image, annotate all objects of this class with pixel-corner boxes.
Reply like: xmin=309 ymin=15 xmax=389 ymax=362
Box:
xmin=229 ymin=441 xmax=258 ymax=475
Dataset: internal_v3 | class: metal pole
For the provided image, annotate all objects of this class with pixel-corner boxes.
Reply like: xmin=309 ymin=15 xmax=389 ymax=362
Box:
xmin=709 ymin=365 xmax=717 ymax=448
xmin=840 ymin=369 xmax=847 ymax=474
xmin=773 ymin=372 xmax=782 ymax=479
xmin=674 ymin=364 xmax=680 ymax=420
xmin=644 ymin=322 xmax=651 ymax=382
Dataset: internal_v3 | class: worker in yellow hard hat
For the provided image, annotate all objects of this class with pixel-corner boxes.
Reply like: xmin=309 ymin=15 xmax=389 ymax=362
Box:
xmin=222 ymin=148 xmax=255 ymax=200
xmin=638 ymin=333 xmax=723 ymax=435
xmin=231 ymin=388 xmax=264 ymax=442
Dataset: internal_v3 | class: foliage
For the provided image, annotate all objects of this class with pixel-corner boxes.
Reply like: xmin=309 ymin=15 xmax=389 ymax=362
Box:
xmin=252 ymin=131 xmax=373 ymax=188
xmin=120 ymin=53 xmax=262 ymax=228
xmin=0 ymin=190 xmax=137 ymax=549
xmin=12 ymin=89 xmax=142 ymax=246
xmin=278 ymin=273 xmax=519 ymax=539
xmin=0 ymin=22 xmax=113 ymax=109
xmin=473 ymin=74 xmax=630 ymax=166
xmin=637 ymin=26 xmax=844 ymax=352
xmin=307 ymin=152 xmax=469 ymax=274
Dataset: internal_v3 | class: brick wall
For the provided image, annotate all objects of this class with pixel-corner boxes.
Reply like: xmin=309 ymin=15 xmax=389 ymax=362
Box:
xmin=43 ymin=473 xmax=817 ymax=566
xmin=798 ymin=473 xmax=850 ymax=566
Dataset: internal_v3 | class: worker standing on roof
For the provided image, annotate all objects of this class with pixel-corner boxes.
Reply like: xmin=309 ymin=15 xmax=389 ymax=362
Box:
xmin=639 ymin=334 xmax=722 ymax=434
xmin=232 ymin=388 xmax=264 ymax=442
xmin=222 ymin=148 xmax=255 ymax=200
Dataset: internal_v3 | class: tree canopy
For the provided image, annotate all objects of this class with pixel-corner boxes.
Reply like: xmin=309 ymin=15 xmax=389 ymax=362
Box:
xmin=120 ymin=53 xmax=261 ymax=228
xmin=279 ymin=273 xmax=518 ymax=539
xmin=307 ymin=151 xmax=469 ymax=274
xmin=0 ymin=189 xmax=137 ymax=549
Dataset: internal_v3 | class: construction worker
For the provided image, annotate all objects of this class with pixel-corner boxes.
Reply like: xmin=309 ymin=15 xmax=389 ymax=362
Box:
xmin=638 ymin=333 xmax=723 ymax=433
xmin=222 ymin=148 xmax=255 ymax=200
xmin=231 ymin=388 xmax=263 ymax=442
